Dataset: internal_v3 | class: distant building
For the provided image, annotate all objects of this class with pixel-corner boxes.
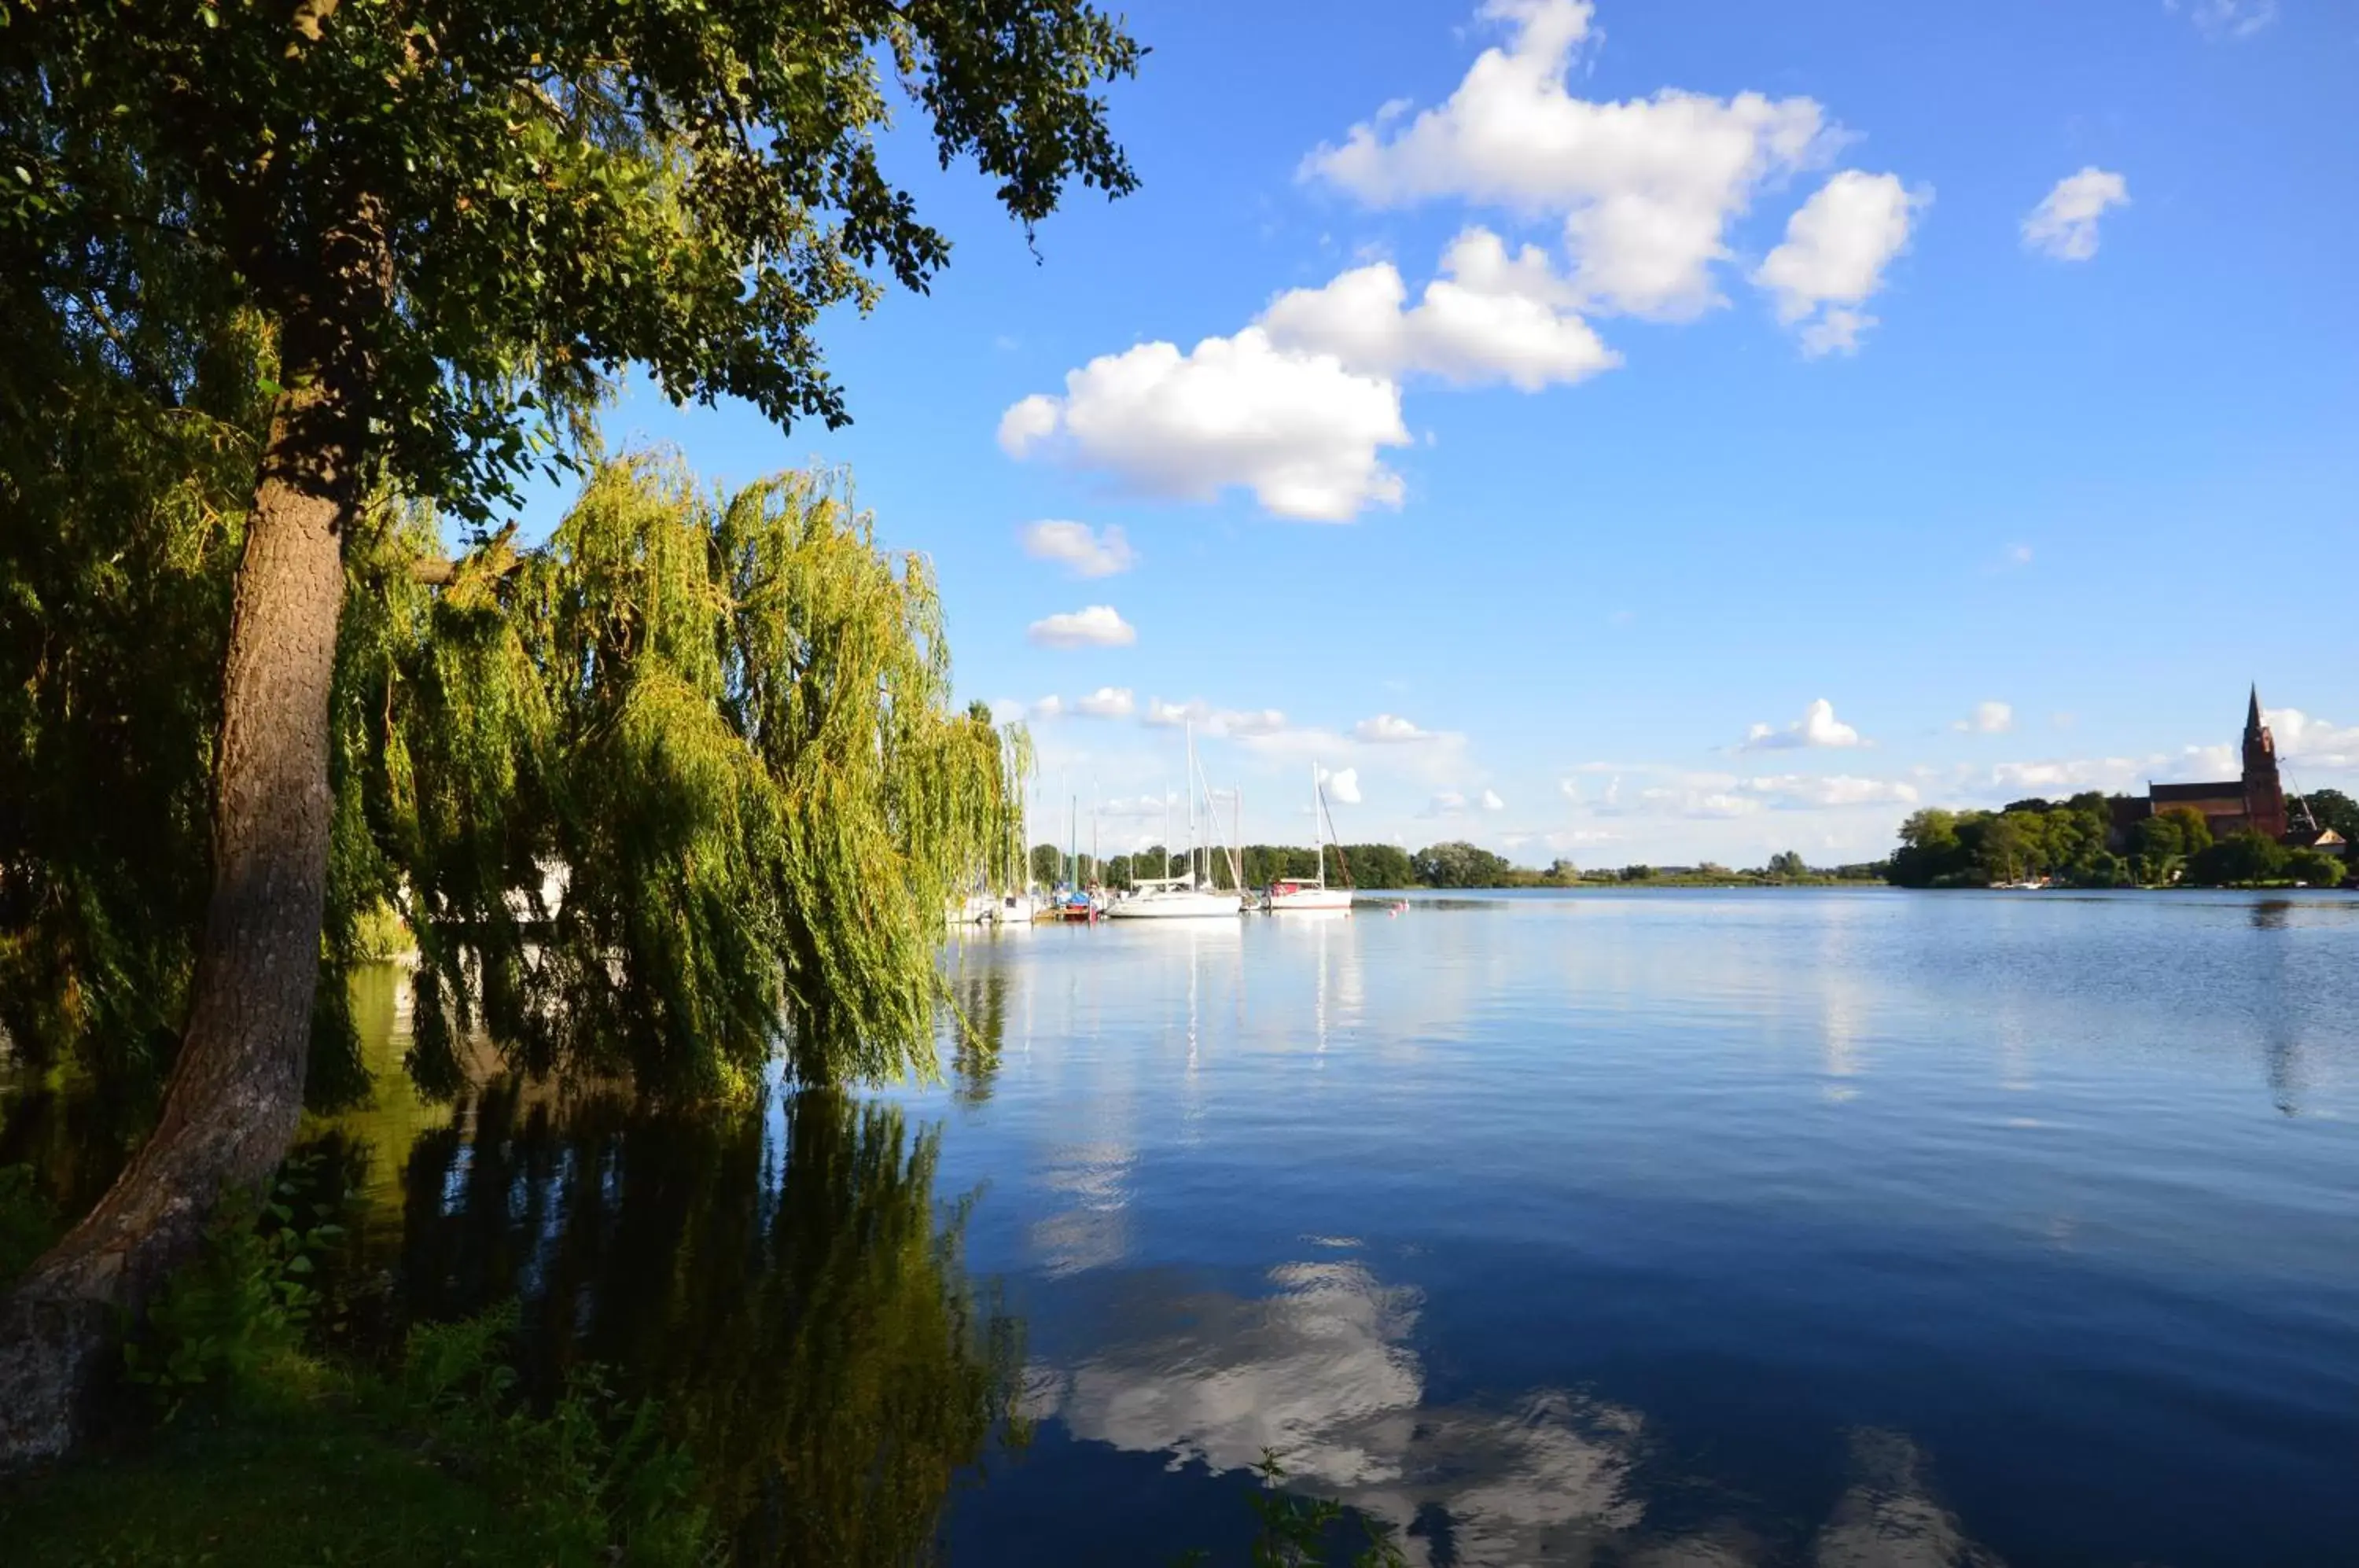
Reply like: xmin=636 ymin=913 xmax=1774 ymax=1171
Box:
xmin=2111 ymin=687 xmax=2289 ymax=844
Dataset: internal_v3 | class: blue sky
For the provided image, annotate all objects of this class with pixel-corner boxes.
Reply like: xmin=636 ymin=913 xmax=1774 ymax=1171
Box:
xmin=522 ymin=0 xmax=2357 ymax=866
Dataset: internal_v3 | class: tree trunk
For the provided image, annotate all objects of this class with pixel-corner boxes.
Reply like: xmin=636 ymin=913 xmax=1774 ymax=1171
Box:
xmin=0 ymin=204 xmax=387 ymax=1467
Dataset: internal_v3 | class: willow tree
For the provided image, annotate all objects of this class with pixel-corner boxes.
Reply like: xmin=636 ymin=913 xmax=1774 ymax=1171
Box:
xmin=367 ymin=457 xmax=1025 ymax=1098
xmin=0 ymin=0 xmax=1137 ymax=1462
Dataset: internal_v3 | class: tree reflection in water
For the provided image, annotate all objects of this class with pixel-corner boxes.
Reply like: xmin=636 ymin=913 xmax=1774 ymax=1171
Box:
xmin=392 ymin=1084 xmax=1025 ymax=1567
xmin=945 ymin=956 xmax=1012 ymax=1109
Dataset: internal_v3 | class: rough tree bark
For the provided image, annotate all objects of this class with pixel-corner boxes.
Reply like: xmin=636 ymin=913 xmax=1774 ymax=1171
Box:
xmin=0 ymin=201 xmax=388 ymax=1467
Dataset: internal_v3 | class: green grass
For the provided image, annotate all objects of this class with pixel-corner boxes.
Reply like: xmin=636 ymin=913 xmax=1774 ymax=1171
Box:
xmin=0 ymin=1322 xmax=716 ymax=1568
xmin=1 ymin=1179 xmax=712 ymax=1568
xmin=1 ymin=1382 xmax=597 ymax=1567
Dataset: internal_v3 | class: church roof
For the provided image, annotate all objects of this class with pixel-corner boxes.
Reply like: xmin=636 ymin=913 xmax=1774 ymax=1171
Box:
xmin=2150 ymin=781 xmax=2243 ymax=803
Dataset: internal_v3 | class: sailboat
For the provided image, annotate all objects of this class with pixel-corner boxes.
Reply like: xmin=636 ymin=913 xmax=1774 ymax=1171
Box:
xmin=1265 ymin=764 xmax=1354 ymax=913
xmin=1109 ymin=725 xmax=1243 ymax=919
xmin=991 ymin=780 xmax=1041 ymax=926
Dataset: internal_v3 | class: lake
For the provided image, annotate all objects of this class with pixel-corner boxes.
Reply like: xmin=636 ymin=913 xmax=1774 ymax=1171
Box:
xmin=8 ymin=888 xmax=2358 ymax=1566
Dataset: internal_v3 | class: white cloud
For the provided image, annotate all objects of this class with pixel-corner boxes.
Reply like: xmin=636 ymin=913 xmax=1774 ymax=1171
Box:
xmin=1143 ymin=697 xmax=1209 ymax=729
xmin=1651 ymin=787 xmax=1761 ymax=819
xmin=1029 ymin=694 xmax=1066 ymax=720
xmin=1319 ymin=765 xmax=1364 ymax=805
xmin=1754 ymin=170 xmax=1925 ymax=355
xmin=2003 ymin=543 xmax=2034 ymax=569
xmin=1141 ymin=697 xmax=1289 ymax=738
xmin=1741 ymin=698 xmax=1865 ymax=752
xmin=1964 ymin=730 xmax=2342 ymax=801
xmin=1260 ymin=228 xmax=1618 ymax=392
xmin=1797 ymin=307 xmax=1875 ymax=358
xmin=1559 ymin=761 xmax=1924 ymax=825
xmin=1099 ymin=791 xmax=1182 ymax=821
xmin=1956 ymin=701 xmax=2015 ymax=734
xmin=1005 ymin=228 xmax=1619 ymax=525
xmin=997 ymin=329 xmax=1410 ymax=522
xmin=1354 ymin=713 xmax=1432 ymax=744
xmin=2166 ymin=0 xmax=2276 ymax=41
xmin=1018 ymin=520 xmax=1138 ymax=578
xmin=2022 ymin=167 xmax=2129 ymax=262
xmin=2165 ymin=744 xmax=2239 ymax=782
xmin=1988 ymin=756 xmax=2146 ymax=793
xmin=1420 ymin=786 xmax=1517 ymax=819
xmin=1027 ymin=605 xmax=1137 ymax=650
xmin=1223 ymin=709 xmax=1291 ymax=738
xmin=1303 ymin=0 xmax=1834 ymax=320
xmin=1009 ymin=2 xmax=1928 ymax=523
xmin=997 ymin=395 xmax=1060 ymax=453
xmin=1073 ymin=686 xmax=1136 ymax=720
xmin=1573 ymin=768 xmax=1761 ymax=819
xmin=1740 ymin=774 xmax=1919 ymax=809
xmin=1235 ymin=720 xmax=1472 ymax=789
xmin=2269 ymin=708 xmax=2359 ymax=771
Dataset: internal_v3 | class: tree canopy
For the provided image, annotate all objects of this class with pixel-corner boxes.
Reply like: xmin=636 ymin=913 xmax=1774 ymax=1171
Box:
xmin=376 ymin=459 xmax=1031 ymax=1097
xmin=0 ymin=0 xmax=1141 ymax=1466
xmin=4 ymin=455 xmax=1032 ymax=1099
xmin=2185 ymin=830 xmax=2287 ymax=889
xmin=0 ymin=0 xmax=1131 ymax=1104
xmin=1890 ymin=794 xmax=2350 ymax=889
xmin=2294 ymin=788 xmax=2359 ymax=843
xmin=1 ymin=0 xmax=1141 ymax=516
xmin=1412 ymin=841 xmax=1514 ymax=889
xmin=1889 ymin=794 xmax=2126 ymax=887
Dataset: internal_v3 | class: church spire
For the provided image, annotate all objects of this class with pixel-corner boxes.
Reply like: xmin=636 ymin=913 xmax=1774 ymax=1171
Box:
xmin=2243 ymin=683 xmax=2287 ymax=842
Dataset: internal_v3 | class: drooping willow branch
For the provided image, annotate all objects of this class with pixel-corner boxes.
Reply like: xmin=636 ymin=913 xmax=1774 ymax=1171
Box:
xmin=349 ymin=456 xmax=1018 ymax=1100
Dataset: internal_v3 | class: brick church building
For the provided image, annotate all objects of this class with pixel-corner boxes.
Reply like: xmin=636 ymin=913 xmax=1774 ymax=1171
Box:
xmin=2111 ymin=686 xmax=2291 ymax=845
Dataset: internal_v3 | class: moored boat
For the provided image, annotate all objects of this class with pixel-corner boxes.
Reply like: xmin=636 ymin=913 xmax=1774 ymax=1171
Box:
xmin=1264 ymin=879 xmax=1352 ymax=912
xmin=1264 ymin=764 xmax=1355 ymax=913
xmin=1109 ymin=723 xmax=1243 ymax=918
xmin=1108 ymin=875 xmax=1242 ymax=918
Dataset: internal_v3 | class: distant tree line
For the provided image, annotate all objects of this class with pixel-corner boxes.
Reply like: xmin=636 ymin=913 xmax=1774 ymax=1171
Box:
xmin=1021 ymin=840 xmax=1880 ymax=891
xmin=1025 ymin=842 xmax=1416 ymax=889
xmin=1888 ymin=790 xmax=2354 ymax=889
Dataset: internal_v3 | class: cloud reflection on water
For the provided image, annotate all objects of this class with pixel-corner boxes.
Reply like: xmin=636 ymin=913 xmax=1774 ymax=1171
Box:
xmin=1026 ymin=1250 xmax=2002 ymax=1567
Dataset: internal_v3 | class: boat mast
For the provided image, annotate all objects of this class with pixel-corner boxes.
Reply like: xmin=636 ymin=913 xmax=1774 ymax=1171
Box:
xmin=1311 ymin=764 xmax=1325 ymax=889
xmin=1232 ymin=786 xmax=1244 ymax=893
xmin=1185 ymin=722 xmax=1198 ymax=889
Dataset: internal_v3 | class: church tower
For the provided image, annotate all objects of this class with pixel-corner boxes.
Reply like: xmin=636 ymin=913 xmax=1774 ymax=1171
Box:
xmin=2243 ymin=685 xmax=2288 ymax=841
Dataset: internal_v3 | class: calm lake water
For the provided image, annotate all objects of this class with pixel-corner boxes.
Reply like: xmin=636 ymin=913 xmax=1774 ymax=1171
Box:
xmin=8 ymin=888 xmax=2359 ymax=1566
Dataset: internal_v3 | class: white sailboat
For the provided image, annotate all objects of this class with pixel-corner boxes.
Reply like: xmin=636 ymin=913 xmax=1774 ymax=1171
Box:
xmin=978 ymin=778 xmax=1041 ymax=926
xmin=1109 ymin=724 xmax=1243 ymax=919
xmin=1266 ymin=764 xmax=1354 ymax=913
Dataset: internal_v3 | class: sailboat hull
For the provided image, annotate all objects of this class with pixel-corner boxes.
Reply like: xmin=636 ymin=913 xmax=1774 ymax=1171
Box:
xmin=1107 ymin=891 xmax=1242 ymax=919
xmin=1265 ymin=886 xmax=1353 ymax=912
